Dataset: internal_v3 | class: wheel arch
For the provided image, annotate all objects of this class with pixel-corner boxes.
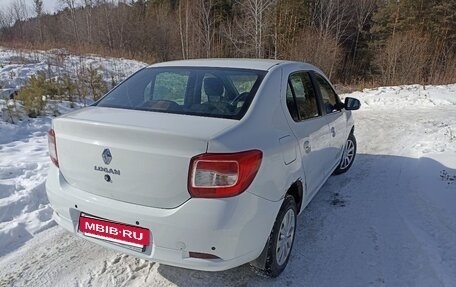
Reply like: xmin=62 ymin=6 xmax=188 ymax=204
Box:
xmin=286 ymin=179 xmax=304 ymax=214
xmin=250 ymin=185 xmax=301 ymax=273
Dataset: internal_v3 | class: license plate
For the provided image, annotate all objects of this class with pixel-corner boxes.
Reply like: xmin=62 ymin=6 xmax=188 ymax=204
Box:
xmin=79 ymin=214 xmax=150 ymax=248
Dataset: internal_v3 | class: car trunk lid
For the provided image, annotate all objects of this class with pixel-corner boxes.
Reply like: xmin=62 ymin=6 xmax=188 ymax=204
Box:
xmin=53 ymin=107 xmax=237 ymax=209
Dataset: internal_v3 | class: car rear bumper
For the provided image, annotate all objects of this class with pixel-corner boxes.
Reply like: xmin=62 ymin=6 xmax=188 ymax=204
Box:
xmin=45 ymin=165 xmax=281 ymax=271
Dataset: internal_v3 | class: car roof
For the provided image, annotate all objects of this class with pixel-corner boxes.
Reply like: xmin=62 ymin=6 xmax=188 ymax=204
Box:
xmin=149 ymin=58 xmax=317 ymax=71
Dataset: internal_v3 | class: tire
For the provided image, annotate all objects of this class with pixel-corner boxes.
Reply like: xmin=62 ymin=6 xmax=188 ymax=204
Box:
xmin=253 ymin=195 xmax=297 ymax=278
xmin=333 ymin=132 xmax=357 ymax=175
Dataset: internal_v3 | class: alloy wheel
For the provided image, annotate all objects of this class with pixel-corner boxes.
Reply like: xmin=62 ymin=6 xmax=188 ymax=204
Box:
xmin=340 ymin=139 xmax=355 ymax=169
xmin=275 ymin=209 xmax=296 ymax=266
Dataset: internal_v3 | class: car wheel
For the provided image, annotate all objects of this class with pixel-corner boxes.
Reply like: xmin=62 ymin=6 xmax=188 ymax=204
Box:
xmin=334 ymin=132 xmax=357 ymax=175
xmin=253 ymin=195 xmax=297 ymax=278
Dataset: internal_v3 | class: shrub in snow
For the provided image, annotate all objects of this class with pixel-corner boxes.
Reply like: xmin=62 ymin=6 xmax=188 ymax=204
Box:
xmin=17 ymin=72 xmax=49 ymax=118
xmin=1 ymin=98 xmax=21 ymax=124
xmin=59 ymin=74 xmax=77 ymax=106
xmin=77 ymin=65 xmax=108 ymax=101
xmin=13 ymin=65 xmax=109 ymax=118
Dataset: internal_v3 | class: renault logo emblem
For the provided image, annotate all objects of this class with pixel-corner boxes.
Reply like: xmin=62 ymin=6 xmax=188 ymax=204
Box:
xmin=102 ymin=148 xmax=112 ymax=165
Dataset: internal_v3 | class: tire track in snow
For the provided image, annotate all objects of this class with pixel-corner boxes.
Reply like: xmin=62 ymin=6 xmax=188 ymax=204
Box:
xmin=0 ymin=120 xmax=56 ymax=257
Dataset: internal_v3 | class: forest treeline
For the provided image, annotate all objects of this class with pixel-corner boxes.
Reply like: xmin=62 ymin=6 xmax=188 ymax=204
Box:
xmin=0 ymin=0 xmax=455 ymax=86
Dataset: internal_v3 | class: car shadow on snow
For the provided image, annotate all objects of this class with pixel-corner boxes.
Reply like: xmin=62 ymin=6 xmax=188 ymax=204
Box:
xmin=156 ymin=153 xmax=456 ymax=287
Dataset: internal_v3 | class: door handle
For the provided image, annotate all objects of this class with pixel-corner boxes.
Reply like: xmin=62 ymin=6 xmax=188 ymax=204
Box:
xmin=331 ymin=127 xmax=336 ymax=137
xmin=303 ymin=141 xmax=311 ymax=153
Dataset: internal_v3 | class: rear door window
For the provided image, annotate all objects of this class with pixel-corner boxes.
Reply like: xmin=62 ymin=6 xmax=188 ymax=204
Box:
xmin=286 ymin=72 xmax=320 ymax=121
xmin=286 ymin=82 xmax=299 ymax=121
xmin=314 ymin=74 xmax=341 ymax=114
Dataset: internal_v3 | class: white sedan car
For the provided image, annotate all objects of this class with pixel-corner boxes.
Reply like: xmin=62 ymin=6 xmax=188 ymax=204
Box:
xmin=46 ymin=59 xmax=360 ymax=277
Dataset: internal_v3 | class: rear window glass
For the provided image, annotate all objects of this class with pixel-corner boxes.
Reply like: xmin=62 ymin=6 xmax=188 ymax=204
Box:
xmin=96 ymin=67 xmax=266 ymax=120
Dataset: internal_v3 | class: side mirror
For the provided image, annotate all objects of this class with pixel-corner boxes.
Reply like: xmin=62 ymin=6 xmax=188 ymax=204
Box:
xmin=344 ymin=97 xmax=361 ymax=110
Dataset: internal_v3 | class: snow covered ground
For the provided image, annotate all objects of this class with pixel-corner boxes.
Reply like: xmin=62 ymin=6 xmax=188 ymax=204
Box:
xmin=0 ymin=47 xmax=146 ymax=91
xmin=0 ymin=47 xmax=147 ymax=265
xmin=1 ymin=49 xmax=455 ymax=286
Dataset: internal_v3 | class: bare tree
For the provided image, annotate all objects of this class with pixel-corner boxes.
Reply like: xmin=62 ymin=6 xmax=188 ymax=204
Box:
xmin=0 ymin=9 xmax=12 ymax=29
xmin=33 ymin=0 xmax=44 ymax=42
xmin=178 ymin=0 xmax=189 ymax=59
xmin=309 ymin=0 xmax=352 ymax=78
xmin=33 ymin=0 xmax=43 ymax=16
xmin=195 ymin=0 xmax=216 ymax=58
xmin=99 ymin=1 xmax=116 ymax=50
xmin=83 ymin=0 xmax=94 ymax=43
xmin=375 ymin=31 xmax=431 ymax=85
xmin=351 ymin=0 xmax=376 ymax=66
xmin=225 ymin=0 xmax=278 ymax=58
xmin=241 ymin=0 xmax=277 ymax=58
xmin=59 ymin=0 xmax=80 ymax=43
xmin=271 ymin=1 xmax=303 ymax=59
xmin=287 ymin=27 xmax=342 ymax=78
xmin=8 ymin=0 xmax=30 ymax=39
xmin=9 ymin=0 xmax=30 ymax=21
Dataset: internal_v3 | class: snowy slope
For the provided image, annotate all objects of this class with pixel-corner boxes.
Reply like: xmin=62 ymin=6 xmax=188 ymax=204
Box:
xmin=0 ymin=48 xmax=147 ymax=259
xmin=0 ymin=47 xmax=146 ymax=91
xmin=346 ymin=84 xmax=456 ymax=109
xmin=0 ymin=50 xmax=455 ymax=286
xmin=0 ymin=116 xmax=54 ymax=256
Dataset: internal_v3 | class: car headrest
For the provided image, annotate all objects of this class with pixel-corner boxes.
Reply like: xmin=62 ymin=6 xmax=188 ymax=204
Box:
xmin=204 ymin=77 xmax=224 ymax=98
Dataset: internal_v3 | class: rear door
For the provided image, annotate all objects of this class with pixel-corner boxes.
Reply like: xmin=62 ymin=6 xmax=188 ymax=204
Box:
xmin=283 ymin=71 xmax=332 ymax=198
xmin=312 ymin=73 xmax=347 ymax=168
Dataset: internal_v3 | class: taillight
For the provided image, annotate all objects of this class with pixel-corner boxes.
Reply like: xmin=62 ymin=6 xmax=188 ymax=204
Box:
xmin=48 ymin=129 xmax=59 ymax=167
xmin=188 ymin=150 xmax=262 ymax=198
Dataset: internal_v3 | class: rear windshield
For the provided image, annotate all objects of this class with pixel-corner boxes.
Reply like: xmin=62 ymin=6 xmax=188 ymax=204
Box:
xmin=96 ymin=67 xmax=266 ymax=120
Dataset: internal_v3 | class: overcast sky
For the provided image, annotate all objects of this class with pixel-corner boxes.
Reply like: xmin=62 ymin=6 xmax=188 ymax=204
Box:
xmin=1 ymin=0 xmax=60 ymax=14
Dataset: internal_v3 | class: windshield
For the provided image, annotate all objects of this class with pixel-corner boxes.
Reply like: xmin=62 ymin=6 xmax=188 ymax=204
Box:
xmin=96 ymin=67 xmax=266 ymax=120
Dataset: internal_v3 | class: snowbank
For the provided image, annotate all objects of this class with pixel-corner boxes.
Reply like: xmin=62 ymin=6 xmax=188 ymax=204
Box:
xmin=342 ymin=84 xmax=456 ymax=109
xmin=0 ymin=48 xmax=147 ymax=256
xmin=0 ymin=47 xmax=147 ymax=90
